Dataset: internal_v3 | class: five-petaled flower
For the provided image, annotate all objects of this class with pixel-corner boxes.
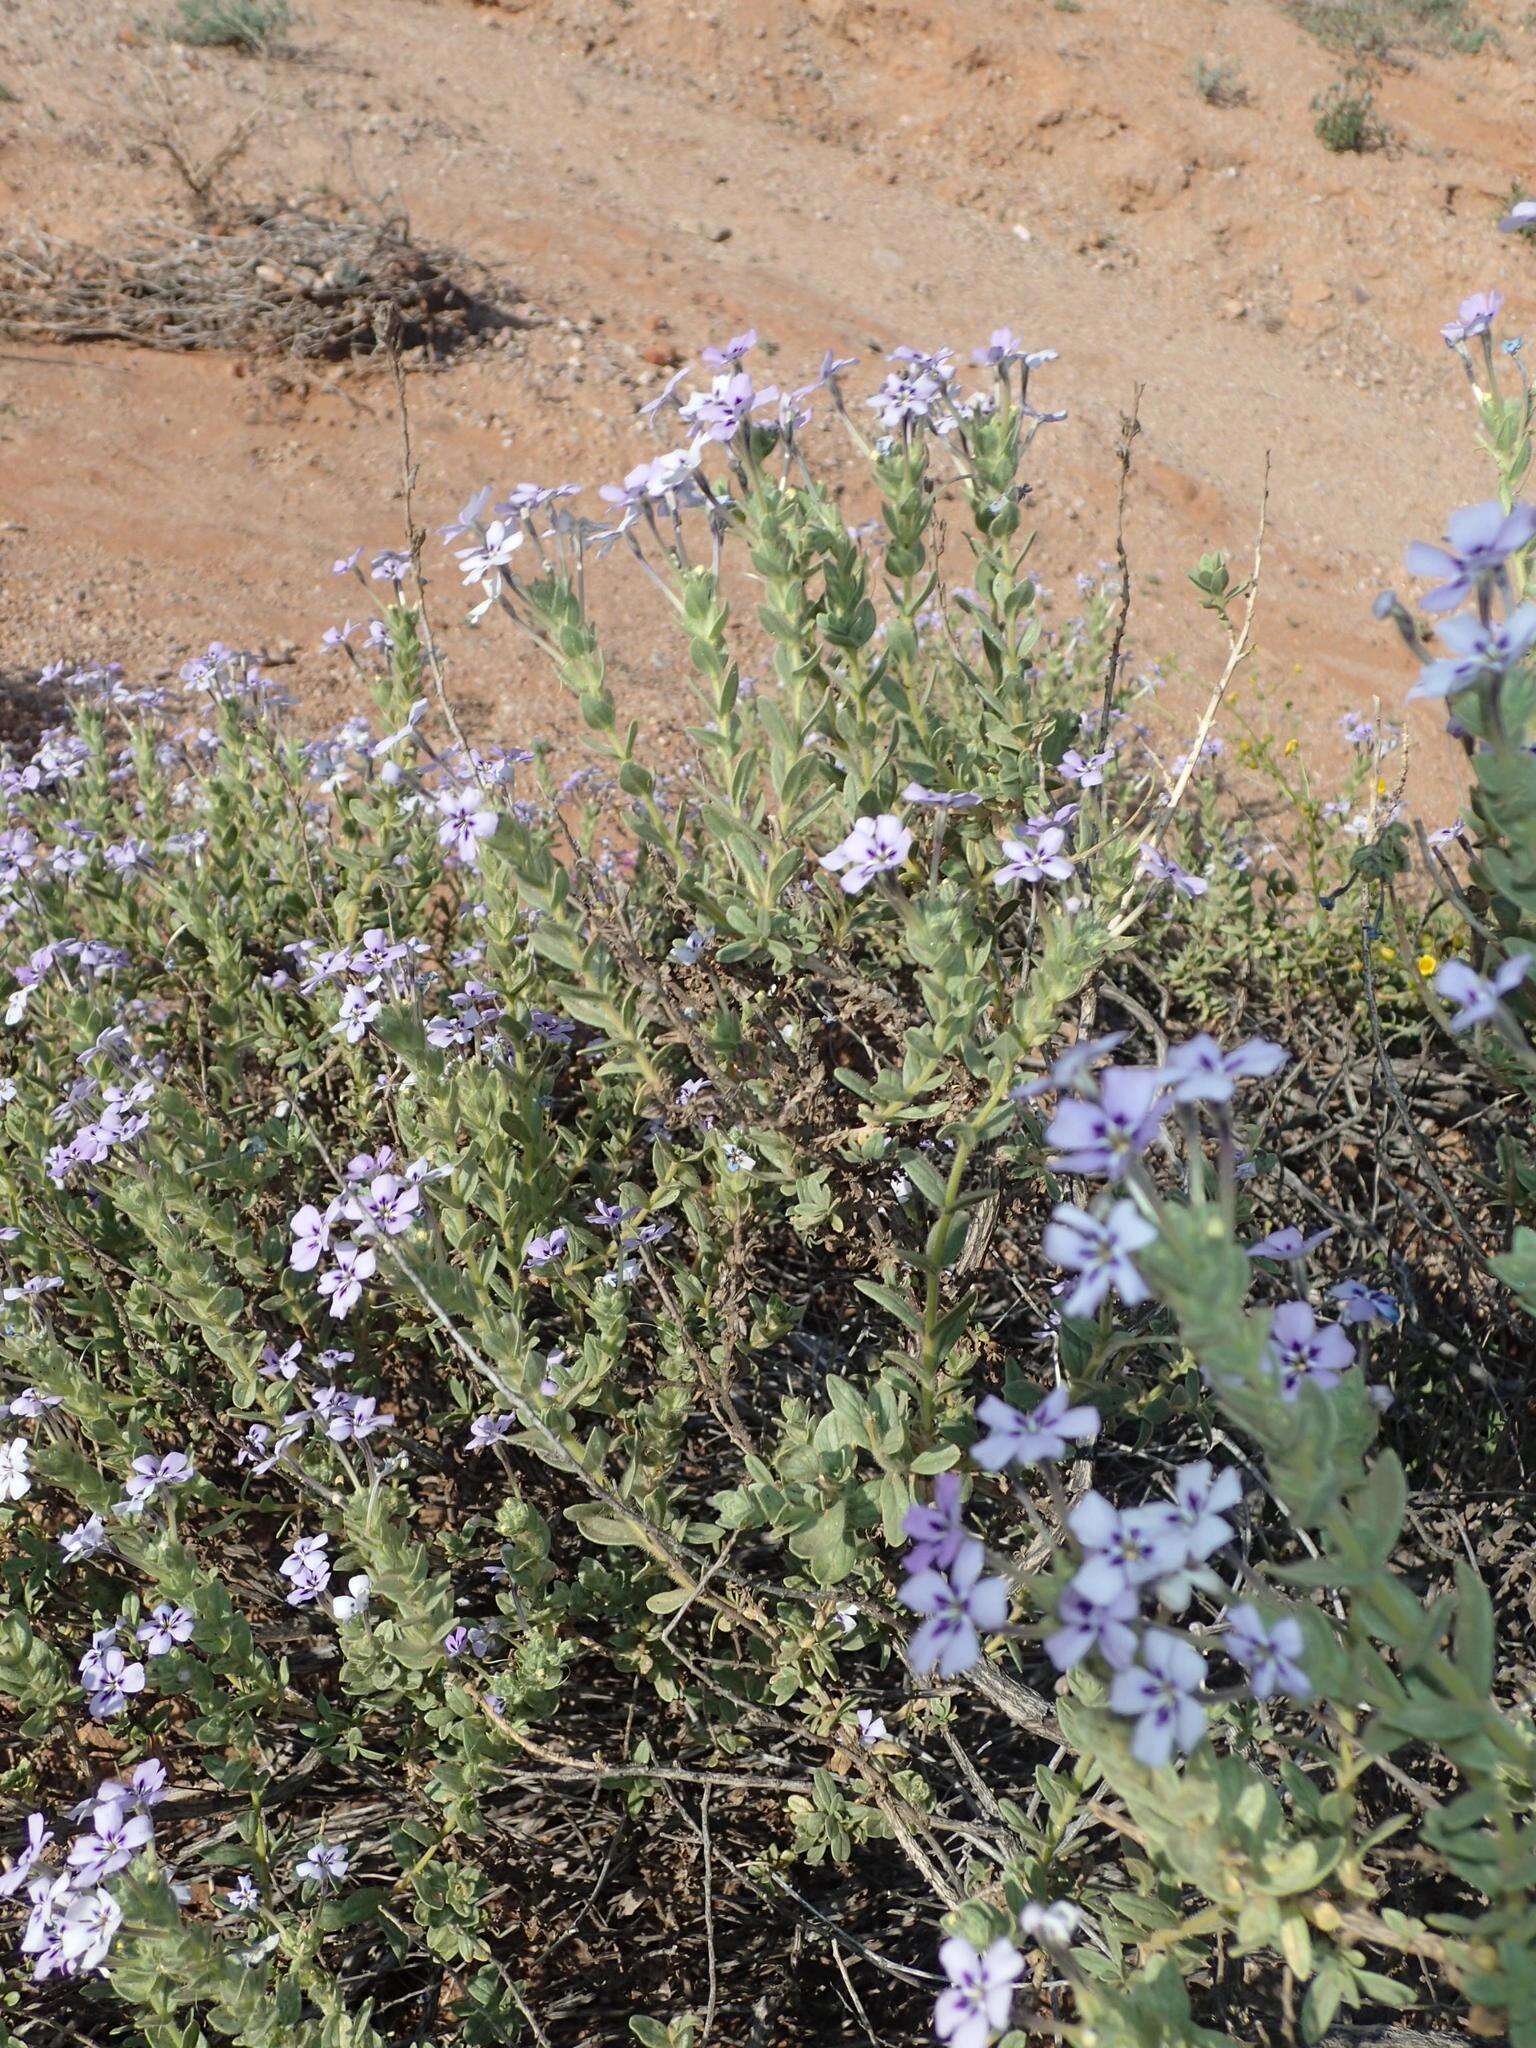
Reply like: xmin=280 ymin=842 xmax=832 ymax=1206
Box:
xmin=819 ymin=816 xmax=913 ymax=894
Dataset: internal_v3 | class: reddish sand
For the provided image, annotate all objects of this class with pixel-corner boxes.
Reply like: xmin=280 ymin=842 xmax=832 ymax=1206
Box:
xmin=1 ymin=0 xmax=1533 ymax=808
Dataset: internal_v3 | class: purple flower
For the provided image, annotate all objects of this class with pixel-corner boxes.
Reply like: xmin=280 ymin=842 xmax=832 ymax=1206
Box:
xmin=701 ymin=328 xmax=757 ymax=367
xmin=136 ymin=1603 xmax=195 ymax=1657
xmin=1500 ymin=201 xmax=1536 ymax=234
xmin=934 ymin=1935 xmax=1023 ymax=2048
xmin=1159 ymin=1033 xmax=1287 ymax=1105
xmin=1042 ymin=1199 xmax=1157 ymax=1316
xmin=59 ymin=1514 xmax=109 ymax=1566
xmin=1137 ymin=844 xmax=1208 ymax=898
xmin=228 ymin=1873 xmax=262 ymax=1912
xmin=56 ymin=1887 xmax=122 ymax=1974
xmin=901 ymin=781 xmax=983 ymax=810
xmin=1068 ymin=1490 xmax=1185 ymax=1586
xmin=295 ymin=1840 xmax=350 ymax=1889
xmin=436 ymin=787 xmax=499 ymax=866
xmin=1107 ymin=1629 xmax=1208 ymax=1766
xmin=1413 ymin=607 xmax=1536 ymax=698
xmin=1330 ymin=1279 xmax=1400 ymax=1327
xmin=67 ymin=1807 xmax=153 ymax=1886
xmin=0 ymin=1815 xmax=54 ymax=1899
xmin=289 ymin=1202 xmax=337 ymax=1274
xmin=970 ymin=1386 xmax=1100 ymax=1470
xmin=1225 ymin=1602 xmax=1310 ymax=1701
xmin=993 ymin=825 xmax=1074 ymax=888
xmin=1013 ymin=1030 xmax=1130 ymax=1102
xmin=1263 ymin=1300 xmax=1354 ymax=1400
xmin=902 ymin=1472 xmax=969 ymax=1573
xmin=316 ymin=1242 xmax=375 ymax=1320
xmin=1441 ymin=290 xmax=1503 ymax=344
xmin=901 ymin=1537 xmax=1010 ymax=1678
xmin=819 ymin=815 xmax=913 ymax=893
xmin=1434 ymin=953 xmax=1530 ymax=1029
xmin=1165 ymin=1462 xmax=1242 ymax=1563
xmin=117 ymin=1451 xmax=195 ymax=1516
xmin=0 ymin=1437 xmax=30 ymax=1501
xmin=1045 ymin=1068 xmax=1168 ymax=1181
xmin=281 ymin=1533 xmax=332 ymax=1607
xmin=1045 ymin=1558 xmax=1140 ymax=1673
xmin=79 ymin=1644 xmax=146 ymax=1720
xmin=524 ymin=1227 xmax=569 ymax=1271
xmin=1246 ymin=1223 xmax=1335 ymax=1260
xmin=1406 ymin=500 xmax=1536 ymax=614
xmin=1057 ymin=747 xmax=1111 ymax=788
xmin=468 ymin=1412 xmax=514 ymax=1451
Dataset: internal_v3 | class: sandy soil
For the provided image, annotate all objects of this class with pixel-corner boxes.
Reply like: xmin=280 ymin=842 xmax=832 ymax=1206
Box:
xmin=0 ymin=0 xmax=1533 ymax=807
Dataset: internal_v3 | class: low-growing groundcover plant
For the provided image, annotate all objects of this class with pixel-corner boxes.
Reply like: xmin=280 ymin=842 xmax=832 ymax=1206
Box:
xmin=0 ymin=310 xmax=1534 ymax=2047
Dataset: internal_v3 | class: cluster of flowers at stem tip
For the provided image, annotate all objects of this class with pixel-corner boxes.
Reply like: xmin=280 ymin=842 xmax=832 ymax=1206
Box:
xmin=0 ymin=1758 xmax=356 ymax=1982
xmin=415 ymin=325 xmax=1063 ymax=619
xmin=891 ymin=1020 xmax=1416 ymax=2042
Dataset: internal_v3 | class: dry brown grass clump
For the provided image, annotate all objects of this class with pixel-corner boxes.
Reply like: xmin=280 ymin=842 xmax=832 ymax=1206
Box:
xmin=0 ymin=200 xmax=512 ymax=361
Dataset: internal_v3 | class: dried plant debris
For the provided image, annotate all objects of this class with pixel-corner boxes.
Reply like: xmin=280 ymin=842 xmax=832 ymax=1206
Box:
xmin=0 ymin=201 xmax=516 ymax=361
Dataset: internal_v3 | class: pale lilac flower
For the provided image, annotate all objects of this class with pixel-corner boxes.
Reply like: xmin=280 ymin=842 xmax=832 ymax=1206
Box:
xmin=332 ymin=1574 xmax=372 ymax=1622
xmin=1012 ymin=1030 xmax=1130 ymax=1102
xmin=67 ymin=1808 xmax=153 ymax=1885
xmin=1069 ymin=1491 xmax=1185 ymax=1586
xmin=1108 ymin=1630 xmax=1209 ymax=1765
xmin=1264 ymin=1301 xmax=1355 ymax=1400
xmin=1330 ymin=1279 xmax=1400 ymax=1327
xmin=345 ymin=1173 xmax=421 ymax=1238
xmin=289 ymin=1203 xmax=337 ymax=1274
xmin=333 ymin=987 xmax=379 ymax=1044
xmin=1500 ymin=201 xmax=1536 ymax=234
xmin=1019 ymin=1900 xmax=1080 ymax=1946
xmin=227 ymin=1873 xmax=262 ymax=1912
xmin=1159 ymin=1033 xmax=1287 ymax=1104
xmin=1045 ymin=1558 xmax=1140 ymax=1673
xmin=261 ymin=1340 xmax=303 ymax=1382
xmin=136 ymin=1603 xmax=194 ymax=1657
xmin=901 ymin=1538 xmax=1010 ymax=1678
xmin=0 ymin=1816 xmax=53 ymax=1899
xmin=1434 ymin=954 xmax=1530 ymax=1029
xmin=467 ymin=1412 xmax=514 ymax=1451
xmin=524 ymin=1227 xmax=568 ymax=1270
xmin=934 ymin=1935 xmax=1023 ymax=2048
xmin=80 ymin=1645 xmax=146 ymax=1720
xmin=56 ymin=1887 xmax=122 ymax=1973
xmin=1441 ymin=290 xmax=1503 ymax=345
xmin=1166 ymin=1463 xmax=1242 ymax=1563
xmin=992 ymin=825 xmax=1073 ymax=888
xmin=1045 ymin=1068 xmax=1168 ymax=1180
xmin=970 ymin=1387 xmax=1100 ymax=1470
xmin=436 ymin=787 xmax=498 ymax=866
xmin=0 ymin=1436 xmax=31 ymax=1501
xmin=4 ymin=1386 xmax=59 ymax=1418
xmin=1225 ymin=1603 xmax=1311 ymax=1700
xmin=1042 ymin=1200 xmax=1157 ymax=1315
xmin=118 ymin=1450 xmax=194 ymax=1515
xmin=901 ymin=781 xmax=983 ymax=810
xmin=317 ymin=1243 xmax=375 ymax=1319
xmin=295 ymin=1840 xmax=350 ymax=1889
xmin=59 ymin=1514 xmax=109 ymax=1565
xmin=454 ymin=519 xmax=523 ymax=587
xmin=1138 ymin=844 xmax=1208 ymax=897
xmin=971 ymin=327 xmax=1027 ymax=368
xmin=854 ymin=1708 xmax=888 ymax=1748
xmin=1246 ymin=1224 xmax=1335 ymax=1260
xmin=819 ymin=815 xmax=913 ymax=894
xmin=902 ymin=1472 xmax=968 ymax=1573
xmin=1413 ymin=607 xmax=1536 ymax=698
xmin=281 ymin=1532 xmax=332 ymax=1607
xmin=701 ymin=328 xmax=757 ymax=367
xmin=1406 ymin=500 xmax=1536 ymax=613
xmin=1057 ymin=748 xmax=1110 ymax=787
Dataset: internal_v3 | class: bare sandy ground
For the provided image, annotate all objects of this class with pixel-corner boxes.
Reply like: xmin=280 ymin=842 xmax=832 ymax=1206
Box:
xmin=1 ymin=0 xmax=1533 ymax=808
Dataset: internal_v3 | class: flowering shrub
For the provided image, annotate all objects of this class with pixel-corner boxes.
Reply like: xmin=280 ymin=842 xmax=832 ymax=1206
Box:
xmin=1 ymin=314 xmax=1533 ymax=2046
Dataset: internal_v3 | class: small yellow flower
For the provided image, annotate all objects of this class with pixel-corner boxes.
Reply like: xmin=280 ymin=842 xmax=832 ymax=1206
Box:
xmin=1375 ymin=942 xmax=1397 ymax=965
xmin=1283 ymin=738 xmax=1299 ymax=756
xmin=1417 ymin=952 xmax=1437 ymax=978
xmin=1375 ymin=776 xmax=1388 ymax=797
